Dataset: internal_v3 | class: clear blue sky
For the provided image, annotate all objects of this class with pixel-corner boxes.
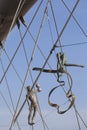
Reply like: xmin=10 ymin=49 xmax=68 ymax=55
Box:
xmin=0 ymin=0 xmax=87 ymax=130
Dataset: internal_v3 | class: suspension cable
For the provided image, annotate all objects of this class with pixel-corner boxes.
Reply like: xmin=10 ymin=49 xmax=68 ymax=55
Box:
xmin=0 ymin=58 xmax=21 ymax=129
xmin=32 ymin=1 xmax=87 ymax=129
xmin=33 ymin=1 xmax=87 ymax=129
xmin=0 ymin=90 xmax=13 ymax=116
xmin=74 ymin=104 xmax=81 ymax=130
xmin=5 ymin=0 xmax=26 ymax=43
xmin=13 ymin=1 xmax=51 ymax=128
xmin=9 ymin=1 xmax=47 ymax=129
xmin=0 ymin=0 xmax=25 ymax=58
xmin=0 ymin=0 xmax=44 ymax=84
xmin=28 ymin=30 xmax=57 ymax=79
xmin=49 ymin=0 xmax=63 ymax=52
xmin=0 ymin=1 xmax=86 ymax=130
xmin=52 ymin=1 xmax=86 ymax=129
xmin=61 ymin=0 xmax=87 ymax=37
xmin=21 ymin=27 xmax=50 ymax=130
xmin=4 ymin=49 xmax=23 ymax=84
xmin=30 ymin=0 xmax=79 ymax=91
xmin=32 ymin=2 xmax=81 ymax=128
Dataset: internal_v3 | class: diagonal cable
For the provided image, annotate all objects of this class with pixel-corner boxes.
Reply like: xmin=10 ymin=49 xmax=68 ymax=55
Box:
xmin=0 ymin=0 xmax=44 ymax=84
xmin=30 ymin=0 xmax=80 ymax=91
xmin=62 ymin=0 xmax=87 ymax=37
xmin=0 ymin=58 xmax=21 ymax=130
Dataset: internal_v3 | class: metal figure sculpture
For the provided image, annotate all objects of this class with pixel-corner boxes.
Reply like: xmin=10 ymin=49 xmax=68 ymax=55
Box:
xmin=26 ymin=84 xmax=42 ymax=125
xmin=33 ymin=52 xmax=84 ymax=84
xmin=33 ymin=52 xmax=84 ymax=114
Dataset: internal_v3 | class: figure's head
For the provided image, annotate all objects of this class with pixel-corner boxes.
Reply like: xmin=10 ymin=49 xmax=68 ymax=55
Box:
xmin=26 ymin=86 xmax=31 ymax=92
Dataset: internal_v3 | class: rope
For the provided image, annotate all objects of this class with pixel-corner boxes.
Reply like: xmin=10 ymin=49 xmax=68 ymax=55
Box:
xmin=28 ymin=27 xmax=50 ymax=130
xmin=0 ymin=90 xmax=21 ymax=130
xmin=33 ymin=67 xmax=73 ymax=94
xmin=57 ymin=41 xmax=87 ymax=48
xmin=32 ymin=2 xmax=87 ymax=129
xmin=0 ymin=58 xmax=21 ymax=130
xmin=45 ymin=0 xmax=57 ymax=57
xmin=51 ymin=1 xmax=86 ymax=128
xmin=37 ymin=1 xmax=87 ymax=129
xmin=27 ymin=30 xmax=57 ymax=79
xmin=0 ymin=0 xmax=25 ymax=58
xmin=33 ymin=66 xmax=74 ymax=114
xmin=18 ymin=27 xmax=29 ymax=65
xmin=49 ymin=0 xmax=63 ymax=52
xmin=30 ymin=0 xmax=79 ymax=92
xmin=10 ymin=1 xmax=45 ymax=129
xmin=0 ymin=91 xmax=13 ymax=116
xmin=38 ymin=108 xmax=50 ymax=130
xmin=36 ymin=88 xmax=50 ymax=130
xmin=0 ymin=36 xmax=24 ymax=84
xmin=13 ymin=1 xmax=51 ymax=129
xmin=61 ymin=0 xmax=87 ymax=37
xmin=0 ymin=0 xmax=44 ymax=84
xmin=32 ymin=1 xmax=79 ymax=120
xmin=4 ymin=49 xmax=23 ymax=84
xmin=18 ymin=27 xmax=35 ymax=86
xmin=4 ymin=0 xmax=26 ymax=43
xmin=74 ymin=106 xmax=87 ymax=128
xmin=48 ymin=85 xmax=75 ymax=114
xmin=34 ymin=87 xmax=49 ymax=130
xmin=21 ymin=33 xmax=43 ymax=130
xmin=74 ymin=105 xmax=81 ymax=130
xmin=0 ymin=1 xmax=86 ymax=130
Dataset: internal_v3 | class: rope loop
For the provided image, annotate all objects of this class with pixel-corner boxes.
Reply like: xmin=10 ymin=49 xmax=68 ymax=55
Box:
xmin=48 ymin=85 xmax=75 ymax=114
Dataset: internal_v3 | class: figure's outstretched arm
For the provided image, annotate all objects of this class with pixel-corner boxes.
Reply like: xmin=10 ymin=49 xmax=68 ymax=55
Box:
xmin=64 ymin=63 xmax=84 ymax=68
xmin=33 ymin=67 xmax=57 ymax=73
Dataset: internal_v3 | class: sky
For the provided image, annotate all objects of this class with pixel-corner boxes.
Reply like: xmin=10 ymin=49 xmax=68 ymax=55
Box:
xmin=0 ymin=0 xmax=87 ymax=130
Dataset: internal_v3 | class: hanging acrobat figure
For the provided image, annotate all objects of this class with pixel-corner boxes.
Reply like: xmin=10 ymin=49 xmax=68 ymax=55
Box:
xmin=56 ymin=52 xmax=84 ymax=83
xmin=26 ymin=84 xmax=42 ymax=125
xmin=33 ymin=51 xmax=84 ymax=85
xmin=56 ymin=52 xmax=67 ymax=83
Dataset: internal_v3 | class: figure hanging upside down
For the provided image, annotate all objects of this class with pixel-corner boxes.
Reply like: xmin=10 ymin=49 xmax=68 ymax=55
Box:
xmin=26 ymin=84 xmax=42 ymax=125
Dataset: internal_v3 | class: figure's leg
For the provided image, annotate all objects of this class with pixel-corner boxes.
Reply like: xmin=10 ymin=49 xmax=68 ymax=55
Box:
xmin=28 ymin=106 xmax=33 ymax=124
xmin=32 ymin=106 xmax=37 ymax=124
